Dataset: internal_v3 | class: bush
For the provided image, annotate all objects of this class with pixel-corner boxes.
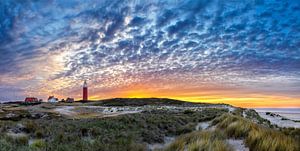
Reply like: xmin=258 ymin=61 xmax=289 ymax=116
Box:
xmin=141 ymin=130 xmax=164 ymax=143
xmin=0 ymin=139 xmax=12 ymax=151
xmin=232 ymin=108 xmax=244 ymax=116
xmin=175 ymin=123 xmax=195 ymax=135
xmin=184 ymin=110 xmax=195 ymax=114
xmin=30 ymin=139 xmax=46 ymax=149
xmin=23 ymin=120 xmax=37 ymax=133
xmin=35 ymin=130 xmax=44 ymax=138
xmin=17 ymin=135 xmax=29 ymax=145
xmin=5 ymin=134 xmax=29 ymax=145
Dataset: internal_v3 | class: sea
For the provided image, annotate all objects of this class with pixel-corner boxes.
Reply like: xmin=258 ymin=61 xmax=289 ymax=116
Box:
xmin=254 ymin=108 xmax=300 ymax=121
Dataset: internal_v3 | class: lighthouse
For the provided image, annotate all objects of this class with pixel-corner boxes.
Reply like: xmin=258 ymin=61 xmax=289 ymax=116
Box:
xmin=83 ymin=80 xmax=88 ymax=101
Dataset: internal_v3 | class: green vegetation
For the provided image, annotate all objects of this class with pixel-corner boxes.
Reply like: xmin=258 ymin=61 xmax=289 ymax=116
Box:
xmin=0 ymin=108 xmax=226 ymax=151
xmin=1 ymin=99 xmax=299 ymax=151
xmin=231 ymin=107 xmax=244 ymax=116
xmin=244 ymin=109 xmax=272 ymax=127
xmin=30 ymin=139 xmax=47 ymax=149
xmin=90 ymin=98 xmax=217 ymax=106
xmin=280 ymin=127 xmax=300 ymax=140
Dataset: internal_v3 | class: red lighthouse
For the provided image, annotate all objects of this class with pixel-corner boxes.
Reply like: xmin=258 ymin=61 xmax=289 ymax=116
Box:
xmin=83 ymin=80 xmax=88 ymax=101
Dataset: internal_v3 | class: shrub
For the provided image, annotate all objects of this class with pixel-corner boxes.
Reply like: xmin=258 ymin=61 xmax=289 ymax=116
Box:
xmin=80 ymin=128 xmax=89 ymax=137
xmin=128 ymin=142 xmax=146 ymax=151
xmin=232 ymin=108 xmax=244 ymax=116
xmin=17 ymin=135 xmax=29 ymax=145
xmin=35 ymin=130 xmax=44 ymax=138
xmin=175 ymin=123 xmax=195 ymax=135
xmin=0 ymin=139 xmax=12 ymax=151
xmin=141 ymin=130 xmax=164 ymax=143
xmin=23 ymin=120 xmax=37 ymax=133
xmin=5 ymin=134 xmax=29 ymax=145
xmin=30 ymin=139 xmax=46 ymax=149
xmin=184 ymin=110 xmax=195 ymax=114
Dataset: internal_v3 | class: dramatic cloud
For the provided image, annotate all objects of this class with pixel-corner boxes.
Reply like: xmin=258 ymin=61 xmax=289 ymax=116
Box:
xmin=0 ymin=0 xmax=299 ymax=107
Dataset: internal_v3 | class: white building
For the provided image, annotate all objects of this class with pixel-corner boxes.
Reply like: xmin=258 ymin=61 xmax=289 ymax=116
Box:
xmin=48 ymin=96 xmax=58 ymax=103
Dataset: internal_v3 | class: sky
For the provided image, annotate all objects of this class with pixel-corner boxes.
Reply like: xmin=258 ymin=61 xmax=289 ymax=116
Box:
xmin=0 ymin=0 xmax=299 ymax=107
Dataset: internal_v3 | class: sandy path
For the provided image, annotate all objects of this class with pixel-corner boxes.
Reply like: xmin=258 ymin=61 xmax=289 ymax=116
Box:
xmin=53 ymin=106 xmax=142 ymax=118
xmin=227 ymin=139 xmax=249 ymax=151
xmin=195 ymin=121 xmax=210 ymax=130
xmin=54 ymin=106 xmax=76 ymax=116
xmin=147 ymin=136 xmax=175 ymax=151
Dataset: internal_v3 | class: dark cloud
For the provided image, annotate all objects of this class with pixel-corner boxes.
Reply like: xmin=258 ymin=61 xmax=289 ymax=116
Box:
xmin=167 ymin=19 xmax=196 ymax=36
xmin=156 ymin=9 xmax=177 ymax=27
xmin=129 ymin=16 xmax=147 ymax=27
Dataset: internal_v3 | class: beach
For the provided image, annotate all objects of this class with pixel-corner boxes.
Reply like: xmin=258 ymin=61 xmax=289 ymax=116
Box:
xmin=255 ymin=108 xmax=300 ymax=128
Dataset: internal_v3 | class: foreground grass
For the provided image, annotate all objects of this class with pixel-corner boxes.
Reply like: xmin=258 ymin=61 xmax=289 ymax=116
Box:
xmin=164 ymin=130 xmax=233 ymax=151
xmin=0 ymin=108 xmax=226 ymax=151
xmin=212 ymin=114 xmax=299 ymax=151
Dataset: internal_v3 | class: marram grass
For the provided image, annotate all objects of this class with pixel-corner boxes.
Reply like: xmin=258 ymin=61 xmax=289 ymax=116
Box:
xmin=164 ymin=130 xmax=233 ymax=151
xmin=213 ymin=114 xmax=299 ymax=151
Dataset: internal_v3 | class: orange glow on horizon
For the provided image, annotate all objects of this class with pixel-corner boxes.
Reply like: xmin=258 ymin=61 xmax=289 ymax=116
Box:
xmin=63 ymin=82 xmax=299 ymax=108
xmin=85 ymin=95 xmax=300 ymax=108
xmin=81 ymin=86 xmax=300 ymax=108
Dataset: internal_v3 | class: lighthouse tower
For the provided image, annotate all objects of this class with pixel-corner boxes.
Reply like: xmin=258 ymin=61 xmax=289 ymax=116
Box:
xmin=83 ymin=80 xmax=88 ymax=101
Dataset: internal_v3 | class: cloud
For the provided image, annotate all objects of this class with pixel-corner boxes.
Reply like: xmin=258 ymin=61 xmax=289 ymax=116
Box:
xmin=0 ymin=0 xmax=299 ymax=104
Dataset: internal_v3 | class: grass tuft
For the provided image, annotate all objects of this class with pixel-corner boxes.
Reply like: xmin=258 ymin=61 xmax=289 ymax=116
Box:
xmin=213 ymin=114 xmax=299 ymax=151
xmin=164 ymin=130 xmax=232 ymax=151
xmin=246 ymin=128 xmax=298 ymax=151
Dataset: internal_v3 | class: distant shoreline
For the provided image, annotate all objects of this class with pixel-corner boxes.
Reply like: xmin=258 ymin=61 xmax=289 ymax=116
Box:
xmin=254 ymin=108 xmax=300 ymax=128
xmin=254 ymin=108 xmax=300 ymax=113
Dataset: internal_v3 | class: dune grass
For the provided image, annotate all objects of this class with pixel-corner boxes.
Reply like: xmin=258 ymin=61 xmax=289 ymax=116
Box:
xmin=246 ymin=128 xmax=298 ymax=151
xmin=164 ymin=130 xmax=233 ymax=151
xmin=212 ymin=114 xmax=299 ymax=151
xmin=244 ymin=109 xmax=272 ymax=127
xmin=280 ymin=127 xmax=300 ymax=140
xmin=0 ymin=108 xmax=227 ymax=151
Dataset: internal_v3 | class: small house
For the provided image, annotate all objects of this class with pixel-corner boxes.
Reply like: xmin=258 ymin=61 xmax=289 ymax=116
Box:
xmin=25 ymin=97 xmax=39 ymax=103
xmin=66 ymin=98 xmax=74 ymax=103
xmin=48 ymin=96 xmax=59 ymax=103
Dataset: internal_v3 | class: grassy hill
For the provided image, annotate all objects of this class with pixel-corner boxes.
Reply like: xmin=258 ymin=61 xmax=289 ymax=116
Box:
xmin=87 ymin=98 xmax=225 ymax=107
